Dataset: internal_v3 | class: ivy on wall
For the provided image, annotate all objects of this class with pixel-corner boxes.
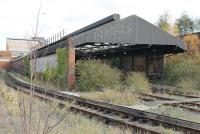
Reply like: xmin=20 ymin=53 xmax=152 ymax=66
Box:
xmin=23 ymin=55 xmax=30 ymax=77
xmin=21 ymin=48 xmax=68 ymax=89
xmin=56 ymin=48 xmax=68 ymax=87
xmin=56 ymin=48 xmax=68 ymax=76
xmin=42 ymin=48 xmax=68 ymax=88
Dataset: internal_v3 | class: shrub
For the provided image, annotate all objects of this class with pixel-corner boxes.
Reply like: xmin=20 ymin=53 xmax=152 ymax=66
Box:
xmin=56 ymin=73 xmax=66 ymax=88
xmin=176 ymin=78 xmax=200 ymax=93
xmin=76 ymin=59 xmax=122 ymax=91
xmin=162 ymin=53 xmax=200 ymax=92
xmin=125 ymin=72 xmax=151 ymax=93
xmin=56 ymin=48 xmax=67 ymax=76
xmin=164 ymin=54 xmax=200 ymax=84
xmin=34 ymin=49 xmax=67 ymax=88
xmin=43 ymin=65 xmax=57 ymax=83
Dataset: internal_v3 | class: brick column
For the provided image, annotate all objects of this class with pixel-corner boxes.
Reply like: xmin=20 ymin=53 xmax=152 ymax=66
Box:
xmin=67 ymin=37 xmax=75 ymax=90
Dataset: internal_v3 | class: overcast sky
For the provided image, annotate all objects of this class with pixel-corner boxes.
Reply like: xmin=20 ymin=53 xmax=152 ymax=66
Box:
xmin=0 ymin=0 xmax=199 ymax=50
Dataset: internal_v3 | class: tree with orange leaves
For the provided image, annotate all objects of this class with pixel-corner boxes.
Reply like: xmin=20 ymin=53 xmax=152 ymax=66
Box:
xmin=183 ymin=34 xmax=200 ymax=54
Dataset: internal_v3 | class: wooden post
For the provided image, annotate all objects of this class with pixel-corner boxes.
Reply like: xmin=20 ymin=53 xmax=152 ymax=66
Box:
xmin=67 ymin=37 xmax=75 ymax=90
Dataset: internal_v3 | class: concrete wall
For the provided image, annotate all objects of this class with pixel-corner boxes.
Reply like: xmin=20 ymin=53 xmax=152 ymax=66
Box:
xmin=34 ymin=54 xmax=57 ymax=72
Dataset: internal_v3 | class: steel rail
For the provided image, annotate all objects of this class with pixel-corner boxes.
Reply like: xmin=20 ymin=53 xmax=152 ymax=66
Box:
xmin=151 ymin=84 xmax=200 ymax=98
xmin=5 ymin=75 xmax=160 ymax=134
xmin=5 ymin=74 xmax=200 ymax=133
xmin=139 ymin=93 xmax=200 ymax=113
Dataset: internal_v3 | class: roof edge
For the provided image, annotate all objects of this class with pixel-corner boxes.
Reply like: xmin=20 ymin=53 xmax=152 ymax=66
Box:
xmin=37 ymin=14 xmax=120 ymax=51
xmin=6 ymin=38 xmax=39 ymax=42
xmin=65 ymin=14 xmax=120 ymax=38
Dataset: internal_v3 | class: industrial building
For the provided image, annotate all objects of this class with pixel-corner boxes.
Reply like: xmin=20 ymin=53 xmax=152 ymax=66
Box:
xmin=33 ymin=14 xmax=185 ymax=75
xmin=6 ymin=38 xmax=43 ymax=58
xmin=10 ymin=14 xmax=186 ymax=88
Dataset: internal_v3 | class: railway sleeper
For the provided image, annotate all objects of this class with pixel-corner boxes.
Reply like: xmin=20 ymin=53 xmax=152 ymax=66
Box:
xmin=70 ymin=105 xmax=161 ymax=134
xmin=6 ymin=74 xmax=200 ymax=134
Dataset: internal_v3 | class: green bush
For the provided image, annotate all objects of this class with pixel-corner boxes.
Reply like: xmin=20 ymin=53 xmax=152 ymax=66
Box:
xmin=56 ymin=72 xmax=66 ymax=88
xmin=125 ymin=72 xmax=151 ymax=93
xmin=35 ymin=49 xmax=67 ymax=88
xmin=56 ymin=48 xmax=67 ymax=88
xmin=43 ymin=65 xmax=57 ymax=83
xmin=177 ymin=78 xmax=200 ymax=93
xmin=162 ymin=54 xmax=200 ymax=86
xmin=76 ymin=59 xmax=122 ymax=91
xmin=56 ymin=48 xmax=67 ymax=76
xmin=158 ymin=53 xmax=200 ymax=92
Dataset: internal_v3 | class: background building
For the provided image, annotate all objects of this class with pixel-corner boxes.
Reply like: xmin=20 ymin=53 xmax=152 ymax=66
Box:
xmin=0 ymin=51 xmax=11 ymax=71
xmin=6 ymin=38 xmax=43 ymax=58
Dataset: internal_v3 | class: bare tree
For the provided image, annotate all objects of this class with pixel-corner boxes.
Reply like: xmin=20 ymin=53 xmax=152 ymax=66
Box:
xmin=29 ymin=0 xmax=43 ymax=133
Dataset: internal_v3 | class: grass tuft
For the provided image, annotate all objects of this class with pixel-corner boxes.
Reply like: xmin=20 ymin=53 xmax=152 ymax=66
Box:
xmin=147 ymin=106 xmax=200 ymax=123
xmin=125 ymin=72 xmax=151 ymax=93
xmin=176 ymin=78 xmax=200 ymax=94
xmin=82 ymin=90 xmax=139 ymax=106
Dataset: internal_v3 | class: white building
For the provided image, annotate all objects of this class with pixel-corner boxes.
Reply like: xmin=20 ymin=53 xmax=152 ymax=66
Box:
xmin=6 ymin=38 xmax=41 ymax=58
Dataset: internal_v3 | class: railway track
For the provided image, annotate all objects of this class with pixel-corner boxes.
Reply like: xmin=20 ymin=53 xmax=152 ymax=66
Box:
xmin=151 ymin=84 xmax=200 ymax=98
xmin=139 ymin=93 xmax=200 ymax=113
xmin=5 ymin=74 xmax=200 ymax=134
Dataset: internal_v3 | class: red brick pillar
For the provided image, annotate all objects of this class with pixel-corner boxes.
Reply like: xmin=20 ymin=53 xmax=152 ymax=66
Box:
xmin=67 ymin=37 xmax=75 ymax=90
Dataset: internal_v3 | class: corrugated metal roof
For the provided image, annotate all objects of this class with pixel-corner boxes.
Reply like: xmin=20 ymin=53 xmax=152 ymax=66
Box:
xmin=73 ymin=15 xmax=185 ymax=50
xmin=37 ymin=14 xmax=120 ymax=51
xmin=35 ymin=14 xmax=186 ymax=57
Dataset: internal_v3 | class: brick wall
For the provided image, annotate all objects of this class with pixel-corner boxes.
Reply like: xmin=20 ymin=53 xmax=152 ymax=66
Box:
xmin=0 ymin=62 xmax=10 ymax=71
xmin=0 ymin=51 xmax=11 ymax=71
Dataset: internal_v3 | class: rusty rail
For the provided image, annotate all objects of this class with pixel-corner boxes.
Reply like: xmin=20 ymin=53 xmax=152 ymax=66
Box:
xmin=5 ymin=74 xmax=200 ymax=134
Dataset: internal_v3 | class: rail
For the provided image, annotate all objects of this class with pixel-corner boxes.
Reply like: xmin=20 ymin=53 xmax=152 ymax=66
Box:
xmin=5 ymin=73 xmax=200 ymax=134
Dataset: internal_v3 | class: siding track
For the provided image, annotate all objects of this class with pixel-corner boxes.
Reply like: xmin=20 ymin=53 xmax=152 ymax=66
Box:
xmin=5 ymin=74 xmax=200 ymax=134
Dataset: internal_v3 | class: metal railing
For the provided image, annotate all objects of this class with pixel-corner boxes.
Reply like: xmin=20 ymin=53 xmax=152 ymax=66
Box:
xmin=38 ymin=29 xmax=67 ymax=48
